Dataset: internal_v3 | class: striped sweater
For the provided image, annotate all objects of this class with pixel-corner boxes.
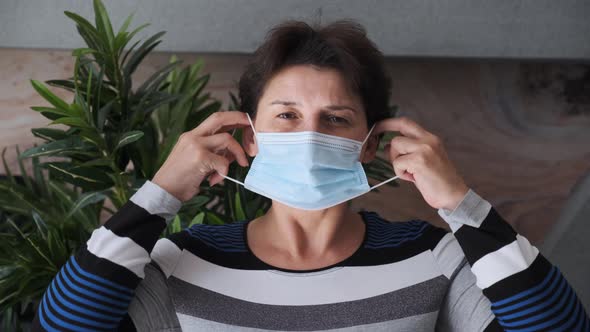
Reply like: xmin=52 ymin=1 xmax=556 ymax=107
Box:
xmin=32 ymin=180 xmax=590 ymax=331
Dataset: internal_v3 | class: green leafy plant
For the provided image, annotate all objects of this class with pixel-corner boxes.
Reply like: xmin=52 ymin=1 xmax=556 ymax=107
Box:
xmin=0 ymin=0 xmax=226 ymax=328
xmin=0 ymin=1 xmax=398 ymax=329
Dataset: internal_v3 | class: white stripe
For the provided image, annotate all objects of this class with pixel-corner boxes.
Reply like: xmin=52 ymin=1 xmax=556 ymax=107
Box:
xmin=129 ymin=180 xmax=182 ymax=223
xmin=172 ymin=249 xmax=442 ymax=305
xmin=150 ymin=238 xmax=182 ymax=278
xmin=471 ymin=234 xmax=539 ymax=289
xmin=86 ymin=227 xmax=150 ymax=278
xmin=431 ymin=233 xmax=465 ymax=279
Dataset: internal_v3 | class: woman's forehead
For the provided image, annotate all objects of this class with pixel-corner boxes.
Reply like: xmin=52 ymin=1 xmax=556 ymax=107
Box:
xmin=260 ymin=65 xmax=362 ymax=111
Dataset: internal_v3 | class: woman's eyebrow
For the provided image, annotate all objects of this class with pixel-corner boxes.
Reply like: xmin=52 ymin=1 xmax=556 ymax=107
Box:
xmin=269 ymin=100 xmax=357 ymax=112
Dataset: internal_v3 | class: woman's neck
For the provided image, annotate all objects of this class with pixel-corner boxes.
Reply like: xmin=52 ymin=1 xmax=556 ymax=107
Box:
xmin=248 ymin=201 xmax=365 ymax=269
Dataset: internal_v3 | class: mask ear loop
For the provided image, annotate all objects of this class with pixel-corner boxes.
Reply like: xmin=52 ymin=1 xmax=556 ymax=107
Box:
xmin=361 ymin=124 xmax=401 ymax=190
xmin=361 ymin=124 xmax=376 ymax=147
xmin=215 ymin=113 xmax=258 ymax=187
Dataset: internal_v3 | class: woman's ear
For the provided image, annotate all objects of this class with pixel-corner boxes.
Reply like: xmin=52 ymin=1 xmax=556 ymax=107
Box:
xmin=361 ymin=133 xmax=380 ymax=163
xmin=242 ymin=126 xmax=258 ymax=157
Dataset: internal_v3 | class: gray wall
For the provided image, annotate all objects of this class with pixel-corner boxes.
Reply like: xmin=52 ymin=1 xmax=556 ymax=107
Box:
xmin=1 ymin=0 xmax=589 ymax=60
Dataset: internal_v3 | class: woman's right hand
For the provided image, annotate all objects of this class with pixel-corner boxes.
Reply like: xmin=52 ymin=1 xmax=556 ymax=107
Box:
xmin=151 ymin=111 xmax=251 ymax=202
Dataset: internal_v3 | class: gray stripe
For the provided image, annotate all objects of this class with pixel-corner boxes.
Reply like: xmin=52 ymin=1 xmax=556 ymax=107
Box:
xmin=168 ymin=275 xmax=448 ymax=331
xmin=177 ymin=311 xmax=439 ymax=332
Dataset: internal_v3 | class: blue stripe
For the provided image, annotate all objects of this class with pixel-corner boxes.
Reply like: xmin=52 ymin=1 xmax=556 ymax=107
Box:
xmin=366 ymin=223 xmax=426 ymax=240
xmin=71 ymin=256 xmax=134 ymax=295
xmin=54 ymin=269 xmax=127 ymax=315
xmin=364 ymin=216 xmax=421 ymax=227
xmin=189 ymin=223 xmax=245 ymax=234
xmin=493 ymin=268 xmax=560 ymax=314
xmin=366 ymin=223 xmax=429 ymax=243
xmin=186 ymin=228 xmax=246 ymax=245
xmin=189 ymin=228 xmax=245 ymax=241
xmin=364 ymin=217 xmax=425 ymax=230
xmin=186 ymin=233 xmax=247 ymax=252
xmin=365 ymin=224 xmax=429 ymax=249
xmin=66 ymin=260 xmax=133 ymax=301
xmin=38 ymin=298 xmax=61 ymax=332
xmin=365 ymin=233 xmax=428 ymax=249
xmin=492 ymin=266 xmax=556 ymax=308
xmin=366 ymin=226 xmax=428 ymax=244
xmin=557 ymin=299 xmax=583 ymax=332
xmin=49 ymin=277 xmax=120 ymax=322
xmin=504 ymin=283 xmax=577 ymax=331
xmin=187 ymin=223 xmax=246 ymax=237
xmin=571 ymin=309 xmax=584 ymax=332
xmin=497 ymin=271 xmax=566 ymax=319
xmin=186 ymin=229 xmax=247 ymax=252
xmin=498 ymin=278 xmax=570 ymax=327
xmin=45 ymin=283 xmax=118 ymax=329
xmin=366 ymin=217 xmax=426 ymax=230
xmin=41 ymin=294 xmax=101 ymax=332
xmin=59 ymin=263 xmax=129 ymax=308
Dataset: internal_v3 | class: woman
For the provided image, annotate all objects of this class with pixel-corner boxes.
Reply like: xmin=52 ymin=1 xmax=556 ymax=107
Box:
xmin=33 ymin=20 xmax=589 ymax=331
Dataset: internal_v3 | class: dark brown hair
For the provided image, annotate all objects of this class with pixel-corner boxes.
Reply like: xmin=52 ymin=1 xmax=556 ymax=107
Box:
xmin=238 ymin=19 xmax=393 ymax=128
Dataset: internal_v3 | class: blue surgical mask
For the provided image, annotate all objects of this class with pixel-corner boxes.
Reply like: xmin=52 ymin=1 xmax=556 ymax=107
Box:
xmin=220 ymin=114 xmax=399 ymax=210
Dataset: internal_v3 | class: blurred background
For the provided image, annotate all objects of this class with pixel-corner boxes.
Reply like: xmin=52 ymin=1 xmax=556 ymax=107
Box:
xmin=0 ymin=0 xmax=589 ymax=329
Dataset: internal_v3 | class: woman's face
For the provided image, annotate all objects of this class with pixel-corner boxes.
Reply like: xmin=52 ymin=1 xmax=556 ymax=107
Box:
xmin=243 ymin=64 xmax=378 ymax=163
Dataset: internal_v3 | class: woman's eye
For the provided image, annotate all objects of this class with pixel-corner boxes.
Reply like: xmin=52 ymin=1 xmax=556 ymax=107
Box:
xmin=278 ymin=112 xmax=297 ymax=119
xmin=327 ymin=115 xmax=349 ymax=124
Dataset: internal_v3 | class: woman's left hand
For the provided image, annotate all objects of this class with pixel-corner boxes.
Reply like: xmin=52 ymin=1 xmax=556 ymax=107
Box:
xmin=373 ymin=116 xmax=469 ymax=212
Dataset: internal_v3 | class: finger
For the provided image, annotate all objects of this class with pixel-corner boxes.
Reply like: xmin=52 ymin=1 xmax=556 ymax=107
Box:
xmin=208 ymin=172 xmax=223 ymax=186
xmin=205 ymin=153 xmax=231 ymax=186
xmin=388 ymin=135 xmax=422 ymax=161
xmin=391 ymin=154 xmax=416 ymax=182
xmin=191 ymin=111 xmax=252 ymax=137
xmin=202 ymin=133 xmax=249 ymax=167
xmin=373 ymin=116 xmax=428 ymax=139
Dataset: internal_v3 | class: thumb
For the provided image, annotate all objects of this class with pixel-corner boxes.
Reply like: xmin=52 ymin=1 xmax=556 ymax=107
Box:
xmin=206 ymin=153 xmax=230 ymax=187
xmin=392 ymin=154 xmax=415 ymax=182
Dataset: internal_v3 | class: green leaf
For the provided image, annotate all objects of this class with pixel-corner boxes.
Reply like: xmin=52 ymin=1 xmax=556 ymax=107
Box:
xmin=182 ymin=195 xmax=209 ymax=210
xmin=136 ymin=61 xmax=181 ymax=96
xmin=15 ymin=146 xmax=34 ymax=191
xmin=1 ymin=147 xmax=14 ymax=183
xmin=169 ymin=215 xmax=182 ymax=233
xmin=123 ymin=31 xmax=165 ymax=77
xmin=96 ymin=100 xmax=114 ymax=132
xmin=78 ymin=158 xmax=112 ymax=168
xmin=117 ymin=13 xmax=134 ymax=36
xmin=31 ymin=210 xmax=48 ymax=241
xmin=6 ymin=218 xmax=55 ymax=270
xmin=31 ymin=128 xmax=69 ymax=141
xmin=93 ymin=0 xmax=115 ymax=49
xmin=205 ymin=212 xmax=225 ymax=225
xmin=49 ymin=117 xmax=91 ymax=129
xmin=115 ymin=131 xmax=144 ymax=150
xmin=30 ymin=80 xmax=70 ymax=111
xmin=188 ymin=212 xmax=205 ymax=227
xmin=43 ymin=162 xmax=112 ymax=188
xmin=234 ymin=191 xmax=246 ymax=221
xmin=64 ymin=11 xmax=101 ymax=46
xmin=66 ymin=190 xmax=108 ymax=219
xmin=72 ymin=48 xmax=97 ymax=57
xmin=30 ymin=106 xmax=70 ymax=118
xmin=19 ymin=137 xmax=91 ymax=159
